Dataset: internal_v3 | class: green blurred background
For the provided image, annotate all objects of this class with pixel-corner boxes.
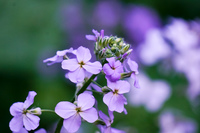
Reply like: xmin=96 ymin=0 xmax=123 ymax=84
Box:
xmin=1 ymin=0 xmax=200 ymax=132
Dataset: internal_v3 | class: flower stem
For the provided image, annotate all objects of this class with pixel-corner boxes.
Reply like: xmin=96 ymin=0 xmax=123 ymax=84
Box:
xmin=41 ymin=109 xmax=55 ymax=113
xmin=91 ymin=80 xmax=103 ymax=88
xmin=54 ymin=74 xmax=97 ymax=133
xmin=86 ymin=89 xmax=104 ymax=94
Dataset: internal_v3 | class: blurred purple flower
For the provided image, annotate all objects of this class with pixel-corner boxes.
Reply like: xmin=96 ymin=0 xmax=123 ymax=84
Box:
xmin=138 ymin=29 xmax=171 ymax=65
xmin=103 ymin=80 xmax=130 ymax=113
xmin=43 ymin=48 xmax=74 ymax=66
xmin=55 ymin=93 xmax=98 ymax=133
xmin=9 ymin=91 xmax=41 ymax=132
xmin=159 ymin=111 xmax=197 ymax=133
xmin=164 ymin=18 xmax=198 ymax=52
xmin=123 ymin=6 xmax=161 ymax=43
xmin=128 ymin=74 xmax=171 ymax=112
xmin=103 ymin=57 xmax=124 ymax=82
xmin=62 ymin=46 xmax=102 ymax=83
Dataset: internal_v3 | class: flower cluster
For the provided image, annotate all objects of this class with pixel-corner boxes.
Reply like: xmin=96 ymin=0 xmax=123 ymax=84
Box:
xmin=9 ymin=29 xmax=139 ymax=133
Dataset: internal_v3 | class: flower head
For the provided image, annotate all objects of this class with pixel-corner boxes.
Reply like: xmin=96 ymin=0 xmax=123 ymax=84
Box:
xmin=55 ymin=93 xmax=98 ymax=133
xmin=62 ymin=46 xmax=102 ymax=83
xmin=9 ymin=91 xmax=41 ymax=132
xmin=103 ymin=80 xmax=130 ymax=113
xmin=103 ymin=57 xmax=124 ymax=82
xmin=43 ymin=48 xmax=73 ymax=66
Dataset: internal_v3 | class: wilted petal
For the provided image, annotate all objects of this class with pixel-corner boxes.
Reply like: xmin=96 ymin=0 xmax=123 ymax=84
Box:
xmin=56 ymin=48 xmax=73 ymax=56
xmin=10 ymin=102 xmax=23 ymax=116
xmin=103 ymin=64 xmax=115 ymax=75
xmin=55 ymin=101 xmax=76 ymax=119
xmin=83 ymin=61 xmax=102 ymax=74
xmin=131 ymin=74 xmax=140 ymax=88
xmin=77 ymin=93 xmax=95 ymax=111
xmin=23 ymin=91 xmax=37 ymax=109
xmin=9 ymin=116 xmax=23 ymax=132
xmin=111 ymin=127 xmax=126 ymax=133
xmin=61 ymin=59 xmax=79 ymax=71
xmin=85 ymin=35 xmax=96 ymax=41
xmin=63 ymin=114 xmax=82 ymax=133
xmin=79 ymin=107 xmax=98 ymax=123
xmin=108 ymin=110 xmax=114 ymax=122
xmin=92 ymin=29 xmax=100 ymax=36
xmin=43 ymin=55 xmax=60 ymax=66
xmin=68 ymin=68 xmax=85 ymax=83
xmin=76 ymin=46 xmax=91 ymax=63
xmin=23 ymin=113 xmax=40 ymax=131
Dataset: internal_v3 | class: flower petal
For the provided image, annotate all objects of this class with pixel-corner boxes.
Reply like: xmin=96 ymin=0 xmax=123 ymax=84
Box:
xmin=103 ymin=63 xmax=114 ymax=75
xmin=68 ymin=68 xmax=85 ymax=83
xmin=127 ymin=58 xmax=139 ymax=74
xmin=23 ymin=91 xmax=37 ymax=109
xmin=61 ymin=59 xmax=79 ymax=71
xmin=43 ymin=55 xmax=60 ymax=66
xmin=76 ymin=46 xmax=91 ymax=63
xmin=9 ymin=116 xmax=23 ymax=132
xmin=55 ymin=101 xmax=76 ymax=119
xmin=106 ymin=57 xmax=116 ymax=67
xmin=85 ymin=35 xmax=96 ymax=41
xmin=23 ymin=113 xmax=40 ymax=131
xmin=10 ymin=102 xmax=24 ymax=116
xmin=99 ymin=110 xmax=110 ymax=126
xmin=56 ymin=48 xmax=73 ymax=56
xmin=34 ymin=128 xmax=47 ymax=133
xmin=63 ymin=114 xmax=82 ymax=133
xmin=117 ymin=80 xmax=130 ymax=94
xmin=83 ymin=61 xmax=102 ymax=74
xmin=77 ymin=93 xmax=95 ymax=110
xmin=79 ymin=107 xmax=98 ymax=123
xmin=13 ymin=127 xmax=28 ymax=133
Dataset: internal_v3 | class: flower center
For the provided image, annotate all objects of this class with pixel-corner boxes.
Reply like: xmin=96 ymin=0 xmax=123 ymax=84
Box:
xmin=75 ymin=107 xmax=82 ymax=113
xmin=113 ymin=89 xmax=119 ymax=95
xmin=22 ymin=109 xmax=27 ymax=114
xmin=79 ymin=61 xmax=85 ymax=68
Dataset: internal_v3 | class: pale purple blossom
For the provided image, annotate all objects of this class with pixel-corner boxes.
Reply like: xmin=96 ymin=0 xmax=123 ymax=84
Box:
xmin=55 ymin=93 xmax=98 ymax=133
xmin=62 ymin=46 xmax=102 ymax=83
xmin=128 ymin=74 xmax=171 ymax=112
xmin=43 ymin=48 xmax=73 ymax=66
xmin=9 ymin=91 xmax=41 ymax=132
xmin=86 ymin=29 xmax=104 ymax=41
xmin=159 ymin=111 xmax=197 ymax=133
xmin=103 ymin=57 xmax=124 ymax=82
xmin=126 ymin=58 xmax=140 ymax=88
xmin=103 ymin=80 xmax=130 ymax=113
xmin=98 ymin=110 xmax=125 ymax=133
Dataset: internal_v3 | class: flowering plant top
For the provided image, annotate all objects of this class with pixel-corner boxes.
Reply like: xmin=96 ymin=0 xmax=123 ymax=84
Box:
xmin=9 ymin=29 xmax=139 ymax=133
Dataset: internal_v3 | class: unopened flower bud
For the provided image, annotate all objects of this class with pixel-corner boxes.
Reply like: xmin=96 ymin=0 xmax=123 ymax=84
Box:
xmin=122 ymin=44 xmax=130 ymax=53
xmin=120 ymin=72 xmax=133 ymax=79
xmin=102 ymin=86 xmax=111 ymax=93
xmin=29 ymin=107 xmax=42 ymax=115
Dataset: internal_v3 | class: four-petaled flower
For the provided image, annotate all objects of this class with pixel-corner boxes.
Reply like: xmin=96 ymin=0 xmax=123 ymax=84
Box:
xmin=43 ymin=48 xmax=73 ymax=66
xmin=55 ymin=93 xmax=98 ymax=133
xmin=62 ymin=46 xmax=102 ymax=83
xmin=86 ymin=29 xmax=104 ymax=41
xmin=9 ymin=91 xmax=41 ymax=132
xmin=103 ymin=57 xmax=124 ymax=82
xmin=103 ymin=80 xmax=130 ymax=113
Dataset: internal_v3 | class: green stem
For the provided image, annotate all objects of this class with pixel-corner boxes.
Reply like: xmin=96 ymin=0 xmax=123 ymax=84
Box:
xmin=54 ymin=74 xmax=97 ymax=133
xmin=86 ymin=89 xmax=104 ymax=94
xmin=91 ymin=80 xmax=103 ymax=88
xmin=41 ymin=109 xmax=55 ymax=113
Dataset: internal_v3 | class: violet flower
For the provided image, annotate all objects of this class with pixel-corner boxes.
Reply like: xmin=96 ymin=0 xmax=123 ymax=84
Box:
xmin=62 ymin=46 xmax=102 ymax=83
xmin=103 ymin=80 xmax=130 ymax=113
xmin=103 ymin=57 xmax=124 ymax=82
xmin=9 ymin=91 xmax=41 ymax=132
xmin=85 ymin=29 xmax=104 ymax=41
xmin=55 ymin=93 xmax=98 ymax=133
xmin=98 ymin=110 xmax=125 ymax=133
xmin=43 ymin=48 xmax=73 ymax=66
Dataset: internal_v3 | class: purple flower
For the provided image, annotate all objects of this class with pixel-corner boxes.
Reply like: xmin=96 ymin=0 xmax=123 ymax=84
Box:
xmin=98 ymin=110 xmax=125 ymax=133
xmin=43 ymin=48 xmax=73 ymax=66
xmin=86 ymin=29 xmax=104 ymax=41
xmin=103 ymin=80 xmax=130 ymax=113
xmin=55 ymin=93 xmax=98 ymax=133
xmin=126 ymin=58 xmax=140 ymax=88
xmin=9 ymin=91 xmax=41 ymax=132
xmin=62 ymin=46 xmax=102 ymax=83
xmin=103 ymin=57 xmax=124 ymax=82
xmin=13 ymin=128 xmax=47 ymax=133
